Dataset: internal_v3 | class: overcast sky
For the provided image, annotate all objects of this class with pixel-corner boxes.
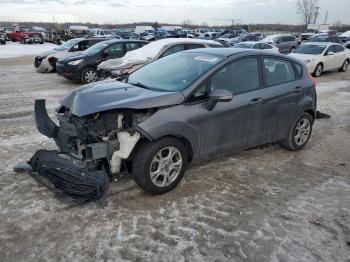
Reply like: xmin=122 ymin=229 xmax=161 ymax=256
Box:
xmin=0 ymin=0 xmax=349 ymax=25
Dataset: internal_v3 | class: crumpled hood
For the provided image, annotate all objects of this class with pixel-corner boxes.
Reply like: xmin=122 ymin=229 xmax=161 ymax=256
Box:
xmin=38 ymin=49 xmax=59 ymax=58
xmin=50 ymin=50 xmax=83 ymax=59
xmin=60 ymin=80 xmax=184 ymax=117
xmin=98 ymin=56 xmax=149 ymax=70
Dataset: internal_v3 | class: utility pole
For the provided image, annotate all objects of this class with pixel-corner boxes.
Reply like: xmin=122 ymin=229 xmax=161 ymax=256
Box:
xmin=324 ymin=11 xmax=328 ymax=24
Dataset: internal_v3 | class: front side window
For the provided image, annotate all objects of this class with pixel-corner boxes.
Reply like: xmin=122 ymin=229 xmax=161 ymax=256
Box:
xmin=263 ymin=58 xmax=296 ymax=86
xmin=185 ymin=44 xmax=205 ymax=50
xmin=105 ymin=43 xmax=124 ymax=56
xmin=160 ymin=44 xmax=185 ymax=58
xmin=210 ymin=57 xmax=260 ymax=94
xmin=128 ymin=52 xmax=223 ymax=92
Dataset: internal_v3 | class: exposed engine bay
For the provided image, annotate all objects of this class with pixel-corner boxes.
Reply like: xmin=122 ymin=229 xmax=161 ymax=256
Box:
xmin=18 ymin=99 xmax=155 ymax=205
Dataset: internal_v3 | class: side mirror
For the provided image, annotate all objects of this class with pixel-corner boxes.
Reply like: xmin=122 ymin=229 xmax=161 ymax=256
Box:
xmin=326 ymin=51 xmax=334 ymax=56
xmin=206 ymin=89 xmax=233 ymax=111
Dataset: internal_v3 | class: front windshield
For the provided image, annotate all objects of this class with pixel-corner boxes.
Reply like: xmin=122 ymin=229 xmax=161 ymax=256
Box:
xmin=233 ymin=43 xmax=253 ymax=48
xmin=56 ymin=38 xmax=81 ymax=51
xmin=83 ymin=41 xmax=109 ymax=55
xmin=294 ymin=44 xmax=326 ymax=54
xmin=128 ymin=52 xmax=223 ymax=92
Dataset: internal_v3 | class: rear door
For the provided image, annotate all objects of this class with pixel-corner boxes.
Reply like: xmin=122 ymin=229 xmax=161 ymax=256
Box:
xmin=324 ymin=45 xmax=338 ymax=70
xmin=259 ymin=56 xmax=303 ymax=142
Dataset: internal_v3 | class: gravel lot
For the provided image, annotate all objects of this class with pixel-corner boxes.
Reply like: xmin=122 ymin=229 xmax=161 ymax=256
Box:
xmin=0 ymin=56 xmax=349 ymax=262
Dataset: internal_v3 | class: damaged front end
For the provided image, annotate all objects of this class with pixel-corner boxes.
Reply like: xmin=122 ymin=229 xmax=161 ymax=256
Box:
xmin=20 ymin=99 xmax=154 ymax=205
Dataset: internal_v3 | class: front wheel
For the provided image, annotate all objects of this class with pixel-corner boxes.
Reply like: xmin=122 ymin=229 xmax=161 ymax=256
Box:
xmin=339 ymin=59 xmax=349 ymax=72
xmin=81 ymin=67 xmax=98 ymax=84
xmin=281 ymin=113 xmax=313 ymax=151
xmin=132 ymin=137 xmax=188 ymax=194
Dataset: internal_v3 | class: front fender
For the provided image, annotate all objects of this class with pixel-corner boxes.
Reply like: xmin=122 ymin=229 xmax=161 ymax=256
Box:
xmin=137 ymin=105 xmax=201 ymax=160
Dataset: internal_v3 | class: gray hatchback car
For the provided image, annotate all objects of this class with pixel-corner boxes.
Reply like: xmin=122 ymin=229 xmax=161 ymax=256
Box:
xmin=28 ymin=48 xmax=317 ymax=201
xmin=263 ymin=34 xmax=299 ymax=53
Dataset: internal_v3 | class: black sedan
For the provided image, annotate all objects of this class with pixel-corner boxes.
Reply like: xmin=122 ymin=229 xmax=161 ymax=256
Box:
xmin=56 ymin=39 xmax=148 ymax=84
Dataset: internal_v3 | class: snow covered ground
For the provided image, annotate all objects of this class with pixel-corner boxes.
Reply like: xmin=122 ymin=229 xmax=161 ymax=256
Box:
xmin=0 ymin=41 xmax=57 ymax=58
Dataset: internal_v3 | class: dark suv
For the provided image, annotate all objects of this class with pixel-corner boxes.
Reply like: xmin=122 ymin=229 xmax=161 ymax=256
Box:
xmin=28 ymin=48 xmax=317 ymax=202
xmin=56 ymin=39 xmax=148 ymax=83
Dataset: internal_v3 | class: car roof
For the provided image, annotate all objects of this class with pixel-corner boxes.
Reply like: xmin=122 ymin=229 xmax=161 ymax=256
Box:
xmin=99 ymin=39 xmax=148 ymax=44
xmin=303 ymin=42 xmax=339 ymax=46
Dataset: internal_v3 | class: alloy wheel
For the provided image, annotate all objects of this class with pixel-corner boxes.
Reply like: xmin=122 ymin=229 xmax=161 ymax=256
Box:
xmin=149 ymin=146 xmax=183 ymax=187
xmin=343 ymin=60 xmax=349 ymax=72
xmin=315 ymin=64 xmax=323 ymax=77
xmin=294 ymin=118 xmax=311 ymax=146
xmin=84 ymin=70 xmax=97 ymax=83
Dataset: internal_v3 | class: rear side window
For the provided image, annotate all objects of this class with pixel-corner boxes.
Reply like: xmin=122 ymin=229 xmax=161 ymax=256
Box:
xmin=334 ymin=45 xmax=345 ymax=53
xmin=160 ymin=44 xmax=185 ymax=58
xmin=126 ymin=42 xmax=140 ymax=52
xmin=211 ymin=57 xmax=260 ymax=95
xmin=185 ymin=44 xmax=205 ymax=50
xmin=263 ymin=58 xmax=296 ymax=86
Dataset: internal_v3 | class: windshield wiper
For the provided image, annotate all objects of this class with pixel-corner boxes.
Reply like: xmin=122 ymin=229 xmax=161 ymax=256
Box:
xmin=132 ymin=82 xmax=152 ymax=90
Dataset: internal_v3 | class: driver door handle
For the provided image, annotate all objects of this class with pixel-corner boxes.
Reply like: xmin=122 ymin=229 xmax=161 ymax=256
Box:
xmin=250 ymin=98 xmax=263 ymax=104
xmin=294 ymin=86 xmax=302 ymax=93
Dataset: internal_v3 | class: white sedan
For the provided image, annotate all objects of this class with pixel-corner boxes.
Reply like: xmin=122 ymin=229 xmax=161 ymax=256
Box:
xmin=232 ymin=41 xmax=279 ymax=52
xmin=289 ymin=42 xmax=350 ymax=77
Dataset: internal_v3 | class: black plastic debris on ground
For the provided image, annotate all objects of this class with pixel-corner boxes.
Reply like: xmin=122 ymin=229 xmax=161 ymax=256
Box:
xmin=25 ymin=150 xmax=110 ymax=207
xmin=316 ymin=111 xmax=331 ymax=119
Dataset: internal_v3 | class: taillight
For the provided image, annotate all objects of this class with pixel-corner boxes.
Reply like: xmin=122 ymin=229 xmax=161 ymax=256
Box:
xmin=307 ymin=69 xmax=316 ymax=87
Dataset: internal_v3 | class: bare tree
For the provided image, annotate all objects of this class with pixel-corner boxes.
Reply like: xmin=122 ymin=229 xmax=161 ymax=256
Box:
xmin=296 ymin=0 xmax=319 ymax=28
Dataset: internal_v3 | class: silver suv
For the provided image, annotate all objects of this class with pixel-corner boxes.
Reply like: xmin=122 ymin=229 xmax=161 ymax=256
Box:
xmin=262 ymin=34 xmax=299 ymax=53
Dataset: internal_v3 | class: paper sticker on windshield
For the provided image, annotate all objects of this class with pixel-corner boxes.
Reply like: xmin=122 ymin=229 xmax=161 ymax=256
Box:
xmin=194 ymin=56 xmax=219 ymax=63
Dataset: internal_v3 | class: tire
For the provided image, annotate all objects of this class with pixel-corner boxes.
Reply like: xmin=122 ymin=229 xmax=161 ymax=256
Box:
xmin=281 ymin=113 xmax=314 ymax=151
xmin=132 ymin=137 xmax=188 ymax=194
xmin=312 ymin=63 xmax=323 ymax=77
xmin=339 ymin=59 xmax=349 ymax=72
xmin=81 ymin=67 xmax=98 ymax=84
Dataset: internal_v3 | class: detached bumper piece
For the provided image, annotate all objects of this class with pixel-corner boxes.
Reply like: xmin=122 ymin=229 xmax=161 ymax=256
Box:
xmin=28 ymin=150 xmax=110 ymax=206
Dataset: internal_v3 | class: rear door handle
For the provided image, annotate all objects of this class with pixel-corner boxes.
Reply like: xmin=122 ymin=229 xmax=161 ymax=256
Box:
xmin=250 ymin=98 xmax=263 ymax=104
xmin=294 ymin=86 xmax=302 ymax=93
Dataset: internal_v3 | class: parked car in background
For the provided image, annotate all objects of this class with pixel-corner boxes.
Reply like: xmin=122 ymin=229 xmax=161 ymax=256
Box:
xmin=339 ymin=31 xmax=350 ymax=43
xmin=300 ymin=29 xmax=319 ymax=41
xmin=232 ymin=41 xmax=279 ymax=52
xmin=97 ymin=38 xmax=223 ymax=79
xmin=90 ymin=28 xmax=118 ymax=38
xmin=30 ymin=48 xmax=317 ymax=198
xmin=289 ymin=42 xmax=350 ymax=77
xmin=0 ymin=27 xmax=14 ymax=41
xmin=216 ymin=33 xmax=237 ymax=46
xmin=7 ymin=26 xmax=35 ymax=42
xmin=319 ymin=30 xmax=338 ymax=36
xmin=20 ymin=33 xmax=44 ymax=44
xmin=345 ymin=40 xmax=350 ymax=50
xmin=56 ymin=39 xmax=148 ymax=84
xmin=35 ymin=38 xmax=108 ymax=73
xmin=46 ymin=26 xmax=89 ymax=45
xmin=199 ymin=32 xmax=219 ymax=40
xmin=227 ymin=33 xmax=261 ymax=46
xmin=262 ymin=34 xmax=299 ymax=53
xmin=308 ymin=35 xmax=342 ymax=44
xmin=0 ymin=31 xmax=6 ymax=45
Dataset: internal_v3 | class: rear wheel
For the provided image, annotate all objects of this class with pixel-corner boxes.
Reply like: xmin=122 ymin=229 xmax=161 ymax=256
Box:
xmin=313 ymin=63 xmax=323 ymax=77
xmin=339 ymin=59 xmax=349 ymax=72
xmin=81 ymin=67 xmax=98 ymax=84
xmin=132 ymin=137 xmax=188 ymax=194
xmin=281 ymin=113 xmax=313 ymax=151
